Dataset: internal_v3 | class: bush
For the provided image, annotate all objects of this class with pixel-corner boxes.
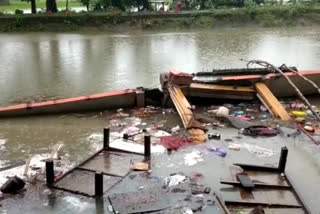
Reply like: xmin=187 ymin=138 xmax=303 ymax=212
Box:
xmin=15 ymin=9 xmax=24 ymax=15
xmin=244 ymin=0 xmax=258 ymax=17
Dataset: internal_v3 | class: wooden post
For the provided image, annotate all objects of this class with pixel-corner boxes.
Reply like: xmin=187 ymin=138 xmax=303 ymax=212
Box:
xmin=46 ymin=160 xmax=54 ymax=186
xmin=95 ymin=172 xmax=103 ymax=197
xmin=103 ymin=128 xmax=110 ymax=150
xmin=144 ymin=135 xmax=151 ymax=157
xmin=278 ymin=147 xmax=288 ymax=173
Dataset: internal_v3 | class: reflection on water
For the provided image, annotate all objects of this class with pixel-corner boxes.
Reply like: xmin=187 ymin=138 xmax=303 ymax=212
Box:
xmin=1 ymin=27 xmax=320 ymax=106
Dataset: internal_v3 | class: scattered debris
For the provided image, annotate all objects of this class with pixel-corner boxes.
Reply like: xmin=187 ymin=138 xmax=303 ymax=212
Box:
xmin=228 ymin=143 xmax=241 ymax=151
xmin=241 ymin=126 xmax=278 ymax=137
xmin=130 ymin=162 xmax=149 ymax=171
xmin=304 ymin=125 xmax=314 ymax=132
xmin=171 ymin=125 xmax=181 ymax=133
xmin=0 ymin=176 xmax=25 ymax=194
xmin=207 ymin=146 xmax=227 ymax=157
xmin=122 ymin=126 xmax=140 ymax=136
xmin=164 ymin=174 xmax=187 ymax=187
xmin=291 ymin=110 xmax=307 ymax=117
xmin=160 ymin=136 xmax=190 ymax=150
xmin=208 ymin=133 xmax=221 ymax=140
xmin=216 ymin=106 xmax=229 ymax=116
xmin=243 ymin=143 xmax=274 ymax=157
xmin=184 ymin=151 xmax=204 ymax=166
xmin=0 ymin=139 xmax=6 ymax=150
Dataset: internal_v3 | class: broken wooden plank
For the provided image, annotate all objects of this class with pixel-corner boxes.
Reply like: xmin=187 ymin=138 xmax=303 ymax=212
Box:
xmin=255 ymin=82 xmax=291 ymax=120
xmin=168 ymin=86 xmax=206 ymax=142
xmin=190 ymin=83 xmax=254 ymax=92
xmin=189 ymin=83 xmax=255 ymax=100
xmin=220 ymin=180 xmax=291 ymax=189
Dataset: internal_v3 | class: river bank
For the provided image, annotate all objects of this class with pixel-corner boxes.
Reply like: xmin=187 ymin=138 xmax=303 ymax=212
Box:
xmin=1 ymin=5 xmax=320 ymax=32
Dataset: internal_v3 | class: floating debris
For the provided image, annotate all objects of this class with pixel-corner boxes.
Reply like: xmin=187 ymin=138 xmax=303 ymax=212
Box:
xmin=184 ymin=151 xmax=204 ymax=166
xmin=243 ymin=143 xmax=274 ymax=157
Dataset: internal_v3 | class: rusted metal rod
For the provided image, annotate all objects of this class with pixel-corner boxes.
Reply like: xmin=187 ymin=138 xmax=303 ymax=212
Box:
xmin=46 ymin=160 xmax=54 ymax=186
xmin=103 ymin=127 xmax=110 ymax=150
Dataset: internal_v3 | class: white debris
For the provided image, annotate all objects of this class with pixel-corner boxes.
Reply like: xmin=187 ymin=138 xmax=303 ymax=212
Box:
xmin=87 ymin=132 xmax=103 ymax=142
xmin=110 ymin=139 xmax=166 ymax=154
xmin=171 ymin=125 xmax=180 ymax=133
xmin=121 ymin=126 xmax=140 ymax=136
xmin=164 ymin=174 xmax=187 ymax=187
xmin=184 ymin=151 xmax=204 ymax=166
xmin=216 ymin=106 xmax=229 ymax=116
xmin=243 ymin=143 xmax=274 ymax=157
xmin=182 ymin=207 xmax=193 ymax=214
xmin=63 ymin=196 xmax=90 ymax=212
xmin=153 ymin=130 xmax=171 ymax=137
xmin=0 ymin=139 xmax=6 ymax=151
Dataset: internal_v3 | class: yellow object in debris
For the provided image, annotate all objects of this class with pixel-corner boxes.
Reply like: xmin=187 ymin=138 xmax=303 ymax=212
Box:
xmin=255 ymin=82 xmax=291 ymax=121
xmin=291 ymin=111 xmax=307 ymax=117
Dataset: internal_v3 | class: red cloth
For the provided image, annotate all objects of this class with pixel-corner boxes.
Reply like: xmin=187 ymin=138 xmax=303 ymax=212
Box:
xmin=160 ymin=136 xmax=190 ymax=150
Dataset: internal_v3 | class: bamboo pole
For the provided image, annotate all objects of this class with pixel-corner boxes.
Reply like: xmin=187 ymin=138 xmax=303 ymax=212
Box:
xmin=247 ymin=60 xmax=320 ymax=121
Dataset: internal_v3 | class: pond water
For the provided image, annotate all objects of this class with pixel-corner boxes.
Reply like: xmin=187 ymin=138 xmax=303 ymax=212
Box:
xmin=1 ymin=27 xmax=320 ymax=213
xmin=0 ymin=27 xmax=320 ymax=106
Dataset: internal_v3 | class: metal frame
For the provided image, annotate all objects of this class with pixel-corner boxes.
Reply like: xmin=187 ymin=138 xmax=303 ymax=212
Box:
xmin=46 ymin=128 xmax=151 ymax=197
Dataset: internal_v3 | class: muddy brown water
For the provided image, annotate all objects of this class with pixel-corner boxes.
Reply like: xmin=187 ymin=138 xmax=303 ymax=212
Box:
xmin=1 ymin=27 xmax=320 ymax=213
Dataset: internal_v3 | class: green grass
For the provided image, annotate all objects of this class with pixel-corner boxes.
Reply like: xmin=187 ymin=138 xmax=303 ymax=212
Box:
xmin=0 ymin=0 xmax=82 ymax=13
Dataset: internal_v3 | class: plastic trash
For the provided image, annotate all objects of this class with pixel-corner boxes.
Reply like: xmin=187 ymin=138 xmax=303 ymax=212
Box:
xmin=260 ymin=105 xmax=267 ymax=112
xmin=234 ymin=111 xmax=244 ymax=116
xmin=243 ymin=143 xmax=274 ymax=157
xmin=207 ymin=146 xmax=227 ymax=157
xmin=304 ymin=125 xmax=314 ymax=132
xmin=237 ymin=115 xmax=251 ymax=121
xmin=291 ymin=111 xmax=307 ymax=117
xmin=184 ymin=151 xmax=204 ymax=166
xmin=171 ymin=125 xmax=180 ymax=133
xmin=1 ymin=176 xmax=25 ymax=194
xmin=295 ymin=117 xmax=306 ymax=124
xmin=228 ymin=143 xmax=241 ymax=151
xmin=216 ymin=107 xmax=229 ymax=116
xmin=208 ymin=133 xmax=221 ymax=140
xmin=123 ymin=126 xmax=140 ymax=136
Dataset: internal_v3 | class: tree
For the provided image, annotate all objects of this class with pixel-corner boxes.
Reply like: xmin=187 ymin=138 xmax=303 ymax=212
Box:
xmin=21 ymin=0 xmax=37 ymax=14
xmin=46 ymin=0 xmax=57 ymax=13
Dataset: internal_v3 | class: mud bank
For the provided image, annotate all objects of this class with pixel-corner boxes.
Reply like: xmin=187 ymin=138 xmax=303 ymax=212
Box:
xmin=1 ymin=6 xmax=320 ymax=32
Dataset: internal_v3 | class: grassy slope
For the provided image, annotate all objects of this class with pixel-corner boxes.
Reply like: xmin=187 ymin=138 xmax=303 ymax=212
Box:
xmin=0 ymin=0 xmax=81 ymax=12
xmin=0 ymin=4 xmax=320 ymax=32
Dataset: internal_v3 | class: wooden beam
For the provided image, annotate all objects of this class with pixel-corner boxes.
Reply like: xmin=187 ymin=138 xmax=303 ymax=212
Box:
xmin=255 ymin=82 xmax=291 ymax=120
xmin=168 ymin=86 xmax=206 ymax=142
xmin=190 ymin=83 xmax=254 ymax=92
